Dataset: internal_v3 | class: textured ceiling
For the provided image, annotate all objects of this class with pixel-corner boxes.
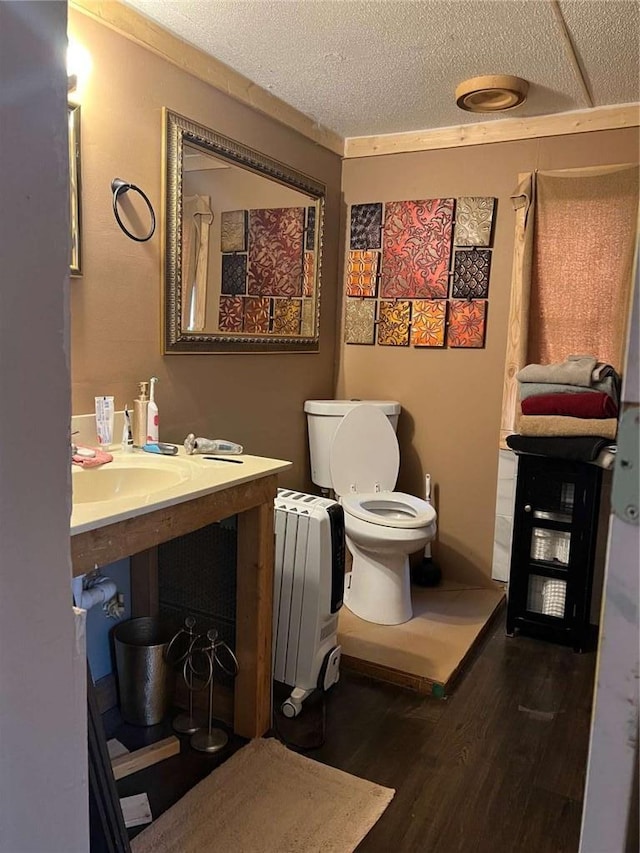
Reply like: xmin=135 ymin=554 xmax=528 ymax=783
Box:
xmin=123 ymin=0 xmax=640 ymax=138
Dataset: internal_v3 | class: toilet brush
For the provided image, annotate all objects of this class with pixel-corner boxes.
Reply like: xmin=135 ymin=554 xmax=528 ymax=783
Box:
xmin=411 ymin=473 xmax=442 ymax=587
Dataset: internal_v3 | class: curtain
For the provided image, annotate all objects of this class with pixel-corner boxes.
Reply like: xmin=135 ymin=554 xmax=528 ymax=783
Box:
xmin=499 ymin=173 xmax=537 ymax=445
xmin=529 ymin=165 xmax=639 ymax=369
xmin=500 ymin=164 xmax=639 ymax=446
xmin=181 ymin=194 xmax=213 ymax=332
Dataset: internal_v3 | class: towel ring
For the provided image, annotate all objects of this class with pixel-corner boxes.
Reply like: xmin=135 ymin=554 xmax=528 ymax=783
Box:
xmin=111 ymin=178 xmax=156 ymax=242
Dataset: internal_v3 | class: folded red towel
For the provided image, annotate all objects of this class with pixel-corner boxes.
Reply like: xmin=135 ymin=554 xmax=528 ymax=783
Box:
xmin=72 ymin=446 xmax=114 ymax=468
xmin=521 ymin=391 xmax=618 ymax=419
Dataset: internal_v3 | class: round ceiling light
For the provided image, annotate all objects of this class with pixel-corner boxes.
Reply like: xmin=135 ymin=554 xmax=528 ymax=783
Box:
xmin=455 ymin=75 xmax=529 ymax=113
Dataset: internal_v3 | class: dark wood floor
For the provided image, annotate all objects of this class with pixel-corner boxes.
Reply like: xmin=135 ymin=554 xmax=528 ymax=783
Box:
xmin=279 ymin=613 xmax=597 ymax=853
xmin=107 ymin=614 xmax=596 ymax=852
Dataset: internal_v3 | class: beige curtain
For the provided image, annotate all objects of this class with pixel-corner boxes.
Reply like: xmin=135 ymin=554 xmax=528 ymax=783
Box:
xmin=529 ymin=165 xmax=639 ymax=369
xmin=500 ymin=164 xmax=639 ymax=446
xmin=181 ymin=194 xmax=213 ymax=332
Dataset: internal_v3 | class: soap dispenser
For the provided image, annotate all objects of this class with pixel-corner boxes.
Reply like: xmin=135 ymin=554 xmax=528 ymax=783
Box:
xmin=133 ymin=381 xmax=149 ymax=447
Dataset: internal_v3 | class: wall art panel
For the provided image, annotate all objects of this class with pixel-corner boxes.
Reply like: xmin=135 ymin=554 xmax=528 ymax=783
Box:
xmin=243 ymin=296 xmax=271 ymax=334
xmin=452 ymin=248 xmax=492 ymax=298
xmin=303 ymin=251 xmax=315 ymax=297
xmin=305 ymin=206 xmax=316 ymax=251
xmin=218 ymin=295 xmax=244 ymax=331
xmin=347 ymin=250 xmax=379 ymax=297
xmin=350 ymin=203 xmax=383 ymax=250
xmin=345 ymin=299 xmax=376 ymax=345
xmin=447 ymin=299 xmax=487 ymax=348
xmin=380 ymin=199 xmax=454 ymax=299
xmin=220 ymin=209 xmax=248 ymax=253
xmin=301 ymin=298 xmax=315 ymax=337
xmin=378 ymin=299 xmax=411 ymax=346
xmin=453 ymin=197 xmax=495 ymax=247
xmin=272 ymin=298 xmax=302 ymax=335
xmin=247 ymin=207 xmax=304 ymax=297
xmin=221 ymin=253 xmax=247 ymax=295
xmin=411 ymin=299 xmax=447 ymax=347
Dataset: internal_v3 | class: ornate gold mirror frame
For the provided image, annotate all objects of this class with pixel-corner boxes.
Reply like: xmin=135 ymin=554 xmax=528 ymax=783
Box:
xmin=163 ymin=109 xmax=325 ymax=353
xmin=69 ymin=103 xmax=82 ymax=276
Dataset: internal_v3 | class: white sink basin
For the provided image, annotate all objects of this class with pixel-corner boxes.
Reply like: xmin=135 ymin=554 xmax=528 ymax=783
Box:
xmin=70 ymin=447 xmax=293 ymax=536
xmin=72 ymin=457 xmax=193 ymax=504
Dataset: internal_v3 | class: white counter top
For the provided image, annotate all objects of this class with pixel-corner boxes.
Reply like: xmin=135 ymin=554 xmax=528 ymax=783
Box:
xmin=70 ymin=447 xmax=292 ymax=535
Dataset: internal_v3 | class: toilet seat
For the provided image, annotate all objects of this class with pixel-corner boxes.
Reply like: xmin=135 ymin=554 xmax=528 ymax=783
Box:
xmin=341 ymin=491 xmax=436 ymax=529
xmin=330 ymin=405 xmax=399 ymax=497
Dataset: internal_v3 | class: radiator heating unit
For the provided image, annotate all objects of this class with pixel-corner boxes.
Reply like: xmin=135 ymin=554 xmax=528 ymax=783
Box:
xmin=273 ymin=489 xmax=344 ymax=718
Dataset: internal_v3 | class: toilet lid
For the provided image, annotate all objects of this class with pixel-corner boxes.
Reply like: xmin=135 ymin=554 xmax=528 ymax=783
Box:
xmin=330 ymin=405 xmax=399 ymax=497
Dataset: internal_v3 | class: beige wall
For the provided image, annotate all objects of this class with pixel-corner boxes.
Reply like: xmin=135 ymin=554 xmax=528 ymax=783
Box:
xmin=69 ymin=7 xmax=638 ymax=584
xmin=339 ymin=128 xmax=639 ymax=586
xmin=69 ymin=9 xmax=342 ymax=489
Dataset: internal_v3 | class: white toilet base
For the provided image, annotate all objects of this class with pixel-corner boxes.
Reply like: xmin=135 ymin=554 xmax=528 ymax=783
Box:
xmin=344 ymin=538 xmax=413 ymax=625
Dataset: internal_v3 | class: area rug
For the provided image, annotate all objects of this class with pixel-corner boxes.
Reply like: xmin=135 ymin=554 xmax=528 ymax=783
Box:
xmin=131 ymin=737 xmax=394 ymax=853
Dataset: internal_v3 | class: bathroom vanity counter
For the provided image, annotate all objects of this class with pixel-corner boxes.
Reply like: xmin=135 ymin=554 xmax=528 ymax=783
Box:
xmin=70 ymin=448 xmax=292 ymax=739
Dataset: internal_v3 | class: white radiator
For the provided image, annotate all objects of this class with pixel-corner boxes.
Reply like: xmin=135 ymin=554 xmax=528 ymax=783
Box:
xmin=273 ymin=488 xmax=344 ymax=717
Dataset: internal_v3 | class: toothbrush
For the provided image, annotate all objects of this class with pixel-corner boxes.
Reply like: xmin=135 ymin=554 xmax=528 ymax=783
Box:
xmin=147 ymin=376 xmax=159 ymax=443
xmin=122 ymin=405 xmax=134 ymax=451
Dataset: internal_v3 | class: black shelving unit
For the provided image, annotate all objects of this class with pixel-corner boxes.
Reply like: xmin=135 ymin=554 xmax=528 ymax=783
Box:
xmin=506 ymin=454 xmax=603 ymax=652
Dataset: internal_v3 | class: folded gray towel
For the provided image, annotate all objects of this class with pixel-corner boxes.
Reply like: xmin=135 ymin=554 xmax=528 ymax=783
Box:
xmin=517 ymin=356 xmax=597 ymax=386
xmin=518 ymin=377 xmax=620 ymax=406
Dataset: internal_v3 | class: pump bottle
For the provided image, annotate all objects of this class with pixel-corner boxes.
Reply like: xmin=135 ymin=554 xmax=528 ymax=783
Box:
xmin=133 ymin=381 xmax=149 ymax=447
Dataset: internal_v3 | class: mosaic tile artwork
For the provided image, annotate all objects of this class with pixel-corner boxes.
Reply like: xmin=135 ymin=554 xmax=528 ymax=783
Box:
xmin=344 ymin=299 xmax=376 ymax=345
xmin=350 ymin=203 xmax=383 ymax=250
xmin=301 ymin=298 xmax=315 ymax=337
xmin=446 ymin=299 xmax=487 ymax=348
xmin=411 ymin=299 xmax=447 ymax=347
xmin=218 ymin=295 xmax=244 ymax=332
xmin=272 ymin=298 xmax=302 ymax=335
xmin=221 ymin=253 xmax=247 ymax=296
xmin=243 ymin=296 xmax=271 ymax=334
xmin=452 ymin=248 xmax=492 ymax=298
xmin=248 ymin=207 xmax=304 ymax=297
xmin=305 ymin=206 xmax=316 ymax=252
xmin=377 ymin=300 xmax=411 ymax=346
xmin=220 ymin=210 xmax=247 ymax=253
xmin=453 ymin=197 xmax=495 ymax=247
xmin=380 ymin=199 xmax=454 ymax=299
xmin=303 ymin=251 xmax=315 ymax=297
xmin=346 ymin=250 xmax=379 ymax=297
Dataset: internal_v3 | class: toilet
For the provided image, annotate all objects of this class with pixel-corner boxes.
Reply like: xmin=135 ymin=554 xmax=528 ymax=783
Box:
xmin=304 ymin=400 xmax=437 ymax=625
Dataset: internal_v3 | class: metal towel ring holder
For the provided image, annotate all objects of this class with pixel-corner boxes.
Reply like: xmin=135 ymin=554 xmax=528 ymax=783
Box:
xmin=111 ymin=178 xmax=156 ymax=242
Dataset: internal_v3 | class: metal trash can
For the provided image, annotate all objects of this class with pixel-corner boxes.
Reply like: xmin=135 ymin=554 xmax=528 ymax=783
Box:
xmin=113 ymin=617 xmax=175 ymax=726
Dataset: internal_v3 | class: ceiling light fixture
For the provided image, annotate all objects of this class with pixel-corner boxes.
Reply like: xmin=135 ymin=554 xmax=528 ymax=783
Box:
xmin=455 ymin=75 xmax=529 ymax=113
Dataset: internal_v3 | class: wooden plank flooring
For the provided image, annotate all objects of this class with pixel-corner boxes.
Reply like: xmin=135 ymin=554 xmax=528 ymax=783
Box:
xmin=283 ymin=614 xmax=596 ymax=853
xmin=106 ymin=614 xmax=595 ymax=852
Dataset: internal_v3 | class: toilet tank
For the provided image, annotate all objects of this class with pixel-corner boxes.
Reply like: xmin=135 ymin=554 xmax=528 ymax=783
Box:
xmin=304 ymin=400 xmax=401 ymax=490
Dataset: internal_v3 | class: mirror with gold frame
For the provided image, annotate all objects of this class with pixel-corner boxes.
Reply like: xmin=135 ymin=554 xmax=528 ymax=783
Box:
xmin=68 ymin=103 xmax=82 ymax=276
xmin=163 ymin=109 xmax=325 ymax=353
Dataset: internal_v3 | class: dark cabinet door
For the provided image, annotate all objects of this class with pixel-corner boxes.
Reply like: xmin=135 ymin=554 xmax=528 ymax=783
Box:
xmin=506 ymin=455 xmax=602 ymax=651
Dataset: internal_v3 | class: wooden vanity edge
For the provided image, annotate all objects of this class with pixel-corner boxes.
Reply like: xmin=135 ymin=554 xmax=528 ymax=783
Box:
xmin=70 ymin=473 xmax=279 ymax=574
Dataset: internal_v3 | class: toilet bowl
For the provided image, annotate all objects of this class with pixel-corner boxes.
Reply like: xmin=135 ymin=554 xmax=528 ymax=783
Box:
xmin=326 ymin=404 xmax=436 ymax=625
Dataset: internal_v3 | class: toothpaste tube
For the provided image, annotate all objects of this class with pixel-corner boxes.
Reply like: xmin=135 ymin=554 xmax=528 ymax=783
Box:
xmin=95 ymin=396 xmax=115 ymax=449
